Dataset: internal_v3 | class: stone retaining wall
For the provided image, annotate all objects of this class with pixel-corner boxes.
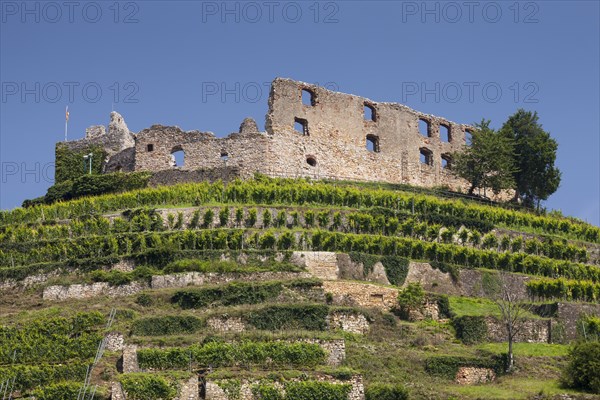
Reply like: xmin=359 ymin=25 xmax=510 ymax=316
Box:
xmin=323 ymin=281 xmax=398 ymax=310
xmin=455 ymin=367 xmax=496 ymax=385
xmin=327 ymin=311 xmax=370 ymax=334
xmin=486 ymin=317 xmax=550 ymax=343
xmin=42 ymin=271 xmax=311 ymax=301
xmin=151 ymin=271 xmax=311 ymax=290
xmin=291 ymin=251 xmax=338 ymax=280
xmin=205 ymin=375 xmax=364 ymax=400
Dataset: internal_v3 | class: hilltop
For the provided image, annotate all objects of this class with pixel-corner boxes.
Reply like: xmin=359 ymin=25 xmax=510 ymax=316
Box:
xmin=1 ymin=175 xmax=599 ymax=399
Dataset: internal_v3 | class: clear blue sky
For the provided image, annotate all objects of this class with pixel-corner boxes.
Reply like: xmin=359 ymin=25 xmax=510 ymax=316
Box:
xmin=1 ymin=1 xmax=598 ymax=225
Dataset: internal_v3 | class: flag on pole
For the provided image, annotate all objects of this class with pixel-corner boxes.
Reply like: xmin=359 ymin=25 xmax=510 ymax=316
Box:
xmin=65 ymin=106 xmax=69 ymax=141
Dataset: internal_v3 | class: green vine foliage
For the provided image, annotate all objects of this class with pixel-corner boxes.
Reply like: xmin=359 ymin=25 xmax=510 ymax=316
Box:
xmin=33 ymin=381 xmax=84 ymax=400
xmin=137 ymin=341 xmax=326 ymax=369
xmin=284 ymin=381 xmax=351 ymax=400
xmin=0 ymin=312 xmax=105 ymax=364
xmin=119 ymin=373 xmax=178 ymax=400
xmin=171 ymin=279 xmax=321 ymax=309
xmin=0 ymin=363 xmax=89 ymax=392
xmin=131 ymin=315 xmax=204 ymax=336
xmin=4 ymin=177 xmax=598 ymax=242
xmin=245 ymin=304 xmax=329 ymax=331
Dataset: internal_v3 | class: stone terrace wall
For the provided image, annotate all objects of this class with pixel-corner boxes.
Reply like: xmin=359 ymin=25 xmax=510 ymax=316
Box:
xmin=205 ymin=375 xmax=364 ymax=400
xmin=323 ymin=281 xmax=399 ymax=310
xmin=486 ymin=316 xmax=550 ymax=343
xmin=555 ymin=302 xmax=600 ymax=340
xmin=42 ymin=271 xmax=311 ymax=301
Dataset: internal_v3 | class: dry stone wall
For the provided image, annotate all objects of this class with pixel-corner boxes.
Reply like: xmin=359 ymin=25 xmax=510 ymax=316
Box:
xmin=323 ymin=281 xmax=399 ymax=310
xmin=327 ymin=311 xmax=370 ymax=334
xmin=42 ymin=281 xmax=147 ymax=301
xmin=205 ymin=375 xmax=364 ymax=400
xmin=291 ymin=251 xmax=339 ymax=280
xmin=455 ymin=367 xmax=496 ymax=385
xmin=486 ymin=317 xmax=550 ymax=343
xmin=42 ymin=270 xmax=311 ymax=301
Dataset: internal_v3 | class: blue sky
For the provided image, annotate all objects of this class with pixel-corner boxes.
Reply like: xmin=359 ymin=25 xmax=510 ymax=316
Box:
xmin=1 ymin=1 xmax=598 ymax=225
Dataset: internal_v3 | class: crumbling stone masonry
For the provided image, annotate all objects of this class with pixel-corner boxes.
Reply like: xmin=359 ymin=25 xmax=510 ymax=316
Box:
xmin=57 ymin=78 xmax=472 ymax=190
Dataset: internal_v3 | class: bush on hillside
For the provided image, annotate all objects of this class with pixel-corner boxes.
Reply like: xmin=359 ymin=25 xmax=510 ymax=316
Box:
xmin=561 ymin=341 xmax=600 ymax=393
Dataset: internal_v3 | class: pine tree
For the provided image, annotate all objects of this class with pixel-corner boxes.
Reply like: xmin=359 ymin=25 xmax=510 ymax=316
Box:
xmin=500 ymin=109 xmax=561 ymax=208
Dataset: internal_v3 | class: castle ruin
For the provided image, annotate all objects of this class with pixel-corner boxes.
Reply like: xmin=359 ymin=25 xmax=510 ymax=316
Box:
xmin=57 ymin=78 xmax=473 ymax=190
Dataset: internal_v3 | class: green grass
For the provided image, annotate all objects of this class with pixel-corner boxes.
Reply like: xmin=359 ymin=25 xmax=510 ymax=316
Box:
xmin=477 ymin=342 xmax=569 ymax=357
xmin=449 ymin=296 xmax=501 ymax=317
xmin=448 ymin=378 xmax=581 ymax=400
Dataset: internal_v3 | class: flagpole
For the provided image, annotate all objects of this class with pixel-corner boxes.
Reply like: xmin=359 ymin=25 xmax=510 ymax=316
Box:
xmin=65 ymin=106 xmax=69 ymax=141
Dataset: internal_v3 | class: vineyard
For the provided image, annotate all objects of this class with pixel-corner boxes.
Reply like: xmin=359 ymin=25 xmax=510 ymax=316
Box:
xmin=0 ymin=175 xmax=599 ymax=399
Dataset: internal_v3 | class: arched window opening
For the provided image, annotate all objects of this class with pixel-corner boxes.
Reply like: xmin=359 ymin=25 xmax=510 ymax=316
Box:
xmin=440 ymin=124 xmax=451 ymax=142
xmin=419 ymin=148 xmax=433 ymax=166
xmin=294 ymin=118 xmax=309 ymax=136
xmin=465 ymin=129 xmax=473 ymax=146
xmin=364 ymin=103 xmax=377 ymax=122
xmin=441 ymin=154 xmax=452 ymax=169
xmin=419 ymin=118 xmax=431 ymax=137
xmin=302 ymin=88 xmax=316 ymax=106
xmin=171 ymin=147 xmax=185 ymax=167
xmin=366 ymin=134 xmax=380 ymax=153
xmin=306 ymin=156 xmax=317 ymax=167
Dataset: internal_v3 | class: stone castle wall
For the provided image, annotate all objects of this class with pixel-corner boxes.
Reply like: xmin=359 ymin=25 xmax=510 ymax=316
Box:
xmin=59 ymin=78 xmax=472 ymax=191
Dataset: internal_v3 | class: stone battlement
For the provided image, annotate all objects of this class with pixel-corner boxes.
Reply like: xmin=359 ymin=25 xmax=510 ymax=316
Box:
xmin=57 ymin=78 xmax=473 ymax=190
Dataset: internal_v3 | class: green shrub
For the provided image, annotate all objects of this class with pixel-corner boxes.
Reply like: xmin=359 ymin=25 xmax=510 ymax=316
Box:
xmin=55 ymin=143 xmax=107 ymax=182
xmin=171 ymin=279 xmax=320 ymax=309
xmin=135 ymin=293 xmax=154 ymax=307
xmin=40 ymin=171 xmax=151 ymax=205
xmin=561 ymin=341 xmax=600 ymax=393
xmin=397 ymin=283 xmax=425 ymax=311
xmin=365 ymin=383 xmax=409 ymax=400
xmin=285 ymin=381 xmax=351 ymax=400
xmin=425 ymin=355 xmax=503 ymax=379
xmin=131 ymin=315 xmax=203 ymax=336
xmin=245 ymin=304 xmax=329 ymax=331
xmin=252 ymin=383 xmax=284 ymax=400
xmin=119 ymin=373 xmax=178 ymax=400
xmin=381 ymin=256 xmax=410 ymax=286
xmin=452 ymin=316 xmax=488 ymax=344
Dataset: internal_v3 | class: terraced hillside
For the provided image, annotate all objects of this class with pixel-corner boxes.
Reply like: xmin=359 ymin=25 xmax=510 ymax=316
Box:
xmin=1 ymin=175 xmax=599 ymax=399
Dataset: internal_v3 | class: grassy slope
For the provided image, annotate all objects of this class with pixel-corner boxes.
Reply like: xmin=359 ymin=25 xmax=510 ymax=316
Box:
xmin=1 ymin=178 xmax=599 ymax=399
